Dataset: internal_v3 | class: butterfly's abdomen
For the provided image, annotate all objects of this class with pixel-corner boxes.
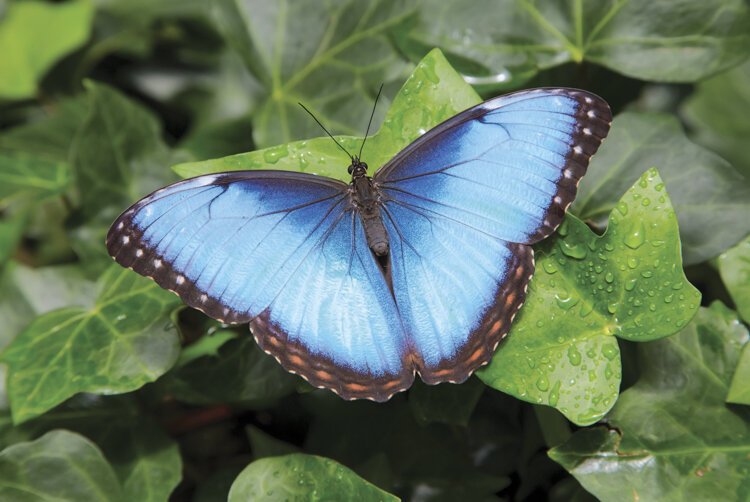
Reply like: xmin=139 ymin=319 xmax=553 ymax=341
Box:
xmin=352 ymin=176 xmax=389 ymax=257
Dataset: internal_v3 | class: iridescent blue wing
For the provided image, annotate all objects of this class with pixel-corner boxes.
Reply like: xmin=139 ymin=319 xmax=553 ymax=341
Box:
xmin=106 ymin=172 xmax=413 ymax=400
xmin=375 ymin=88 xmax=611 ymax=383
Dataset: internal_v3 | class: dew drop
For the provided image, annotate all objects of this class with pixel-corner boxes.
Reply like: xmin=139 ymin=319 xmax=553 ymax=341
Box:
xmin=263 ymin=144 xmax=289 ymax=164
xmin=542 ymin=261 xmax=558 ymax=274
xmin=548 ymin=380 xmax=561 ymax=407
xmin=625 ymin=278 xmax=637 ymax=291
xmin=567 ymin=346 xmax=582 ymax=366
xmin=536 ymin=375 xmax=550 ymax=392
xmin=559 ymin=240 xmax=587 ymax=259
xmin=615 ymin=201 xmax=628 ymax=216
xmin=555 ymin=293 xmax=580 ymax=310
xmin=624 ymin=221 xmax=646 ymax=249
xmin=601 ymin=344 xmax=618 ymax=360
xmin=579 ymin=302 xmax=594 ymax=318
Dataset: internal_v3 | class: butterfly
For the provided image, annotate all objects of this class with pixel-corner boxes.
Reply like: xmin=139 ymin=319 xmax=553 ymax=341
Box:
xmin=107 ymin=87 xmax=611 ymax=401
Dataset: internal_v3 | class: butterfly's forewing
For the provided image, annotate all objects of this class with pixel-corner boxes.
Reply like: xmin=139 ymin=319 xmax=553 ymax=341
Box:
xmin=106 ymin=171 xmax=412 ymax=400
xmin=375 ymin=88 xmax=611 ymax=383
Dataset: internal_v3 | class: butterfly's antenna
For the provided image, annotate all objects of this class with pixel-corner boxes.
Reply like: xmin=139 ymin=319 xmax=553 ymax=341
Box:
xmin=298 ymin=103 xmax=353 ymax=160
xmin=358 ymin=83 xmax=384 ymax=160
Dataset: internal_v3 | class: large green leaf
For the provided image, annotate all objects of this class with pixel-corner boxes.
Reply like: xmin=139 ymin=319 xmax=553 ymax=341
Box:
xmin=1 ymin=265 xmax=181 ymax=424
xmin=0 ymin=262 xmax=97 ymax=349
xmin=401 ymin=0 xmax=750 ymax=87
xmin=228 ymin=453 xmax=399 ymax=501
xmin=719 ymin=236 xmax=750 ymax=405
xmin=154 ymin=335 xmax=299 ymax=407
xmin=94 ymin=419 xmax=182 ymax=502
xmin=479 ymin=169 xmax=701 ymax=425
xmin=174 ymin=48 xmax=481 ymax=180
xmin=0 ymin=0 xmax=94 ymax=100
xmin=728 ymin=344 xmax=750 ymax=406
xmin=69 ymin=81 xmax=180 ymax=220
xmin=0 ymin=397 xmax=181 ymax=502
xmin=212 ymin=0 xmax=416 ymax=147
xmin=718 ymin=235 xmax=750 ymax=323
xmin=408 ymin=378 xmax=485 ymax=427
xmin=0 ymin=430 xmax=123 ymax=501
xmin=0 ymin=150 xmax=70 ymax=204
xmin=682 ymin=60 xmax=750 ymax=177
xmin=0 ymin=95 xmax=90 ymax=160
xmin=549 ymin=303 xmax=750 ymax=501
xmin=573 ymin=112 xmax=750 ymax=265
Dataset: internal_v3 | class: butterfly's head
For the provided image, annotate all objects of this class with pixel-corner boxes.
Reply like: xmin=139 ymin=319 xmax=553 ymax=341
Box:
xmin=348 ymin=157 xmax=368 ymax=178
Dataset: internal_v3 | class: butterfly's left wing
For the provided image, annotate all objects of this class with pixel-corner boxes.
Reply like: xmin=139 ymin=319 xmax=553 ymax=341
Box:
xmin=106 ymin=172 xmax=413 ymax=400
xmin=374 ymin=88 xmax=611 ymax=383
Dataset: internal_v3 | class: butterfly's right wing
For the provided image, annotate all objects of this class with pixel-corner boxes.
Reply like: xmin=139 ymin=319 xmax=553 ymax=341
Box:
xmin=106 ymin=171 xmax=412 ymax=400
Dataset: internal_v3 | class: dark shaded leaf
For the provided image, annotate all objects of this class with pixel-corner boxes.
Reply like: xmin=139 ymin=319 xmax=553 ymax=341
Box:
xmin=155 ymin=336 xmax=299 ymax=407
xmin=402 ymin=0 xmax=750 ymax=87
xmin=682 ymin=60 xmax=750 ymax=177
xmin=408 ymin=378 xmax=484 ymax=426
xmin=69 ymin=81 xmax=179 ymax=219
xmin=718 ymin=236 xmax=750 ymax=324
xmin=0 ymin=430 xmax=123 ymax=501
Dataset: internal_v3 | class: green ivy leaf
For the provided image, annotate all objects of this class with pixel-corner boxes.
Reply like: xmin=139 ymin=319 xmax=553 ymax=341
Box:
xmin=0 ymin=262 xmax=97 ymax=350
xmin=0 ymin=0 xmax=94 ymax=100
xmin=1 ymin=265 xmax=181 ymax=424
xmin=0 ymin=150 xmax=70 ymax=204
xmin=478 ymin=169 xmax=701 ymax=425
xmin=0 ymin=396 xmax=181 ymax=501
xmin=154 ymin=336 xmax=299 ymax=407
xmin=718 ymin=235 xmax=750 ymax=324
xmin=0 ymin=430 xmax=123 ymax=501
xmin=728 ymin=344 xmax=750 ymax=405
xmin=682 ymin=60 xmax=750 ymax=178
xmin=549 ymin=302 xmax=750 ymax=501
xmin=227 ymin=453 xmax=399 ymax=502
xmin=0 ymin=95 xmax=90 ymax=160
xmin=400 ymin=0 xmax=750 ymax=86
xmin=70 ymin=81 xmax=179 ymax=220
xmin=174 ymin=48 xmax=481 ymax=180
xmin=573 ymin=112 xmax=750 ymax=265
xmin=246 ymin=425 xmax=300 ymax=459
xmin=0 ymin=209 xmax=27 ymax=269
xmin=212 ymin=0 xmax=416 ymax=148
xmin=408 ymin=378 xmax=485 ymax=427
xmin=94 ymin=420 xmax=182 ymax=502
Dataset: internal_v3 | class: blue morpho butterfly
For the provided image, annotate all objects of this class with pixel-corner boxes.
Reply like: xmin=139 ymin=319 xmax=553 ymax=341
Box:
xmin=107 ymin=87 xmax=611 ymax=401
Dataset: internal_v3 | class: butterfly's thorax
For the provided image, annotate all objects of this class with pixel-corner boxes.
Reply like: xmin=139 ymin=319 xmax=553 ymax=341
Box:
xmin=350 ymin=160 xmax=389 ymax=257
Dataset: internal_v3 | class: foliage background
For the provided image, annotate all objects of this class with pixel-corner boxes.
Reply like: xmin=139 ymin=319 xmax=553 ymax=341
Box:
xmin=1 ymin=0 xmax=750 ymax=500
